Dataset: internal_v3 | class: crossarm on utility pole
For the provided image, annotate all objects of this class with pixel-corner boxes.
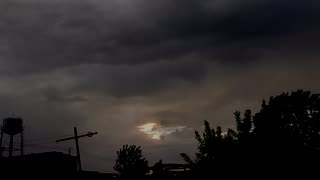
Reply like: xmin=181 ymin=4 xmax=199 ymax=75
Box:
xmin=56 ymin=132 xmax=98 ymax=143
xmin=56 ymin=128 xmax=98 ymax=172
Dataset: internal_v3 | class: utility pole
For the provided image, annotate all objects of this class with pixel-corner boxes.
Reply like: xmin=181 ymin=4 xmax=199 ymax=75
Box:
xmin=74 ymin=127 xmax=81 ymax=171
xmin=56 ymin=127 xmax=98 ymax=171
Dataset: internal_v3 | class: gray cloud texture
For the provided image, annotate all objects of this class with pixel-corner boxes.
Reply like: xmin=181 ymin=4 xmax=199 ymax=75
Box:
xmin=0 ymin=0 xmax=319 ymax=172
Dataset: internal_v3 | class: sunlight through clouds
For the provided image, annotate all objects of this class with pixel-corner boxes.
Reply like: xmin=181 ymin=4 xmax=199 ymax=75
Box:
xmin=138 ymin=123 xmax=186 ymax=140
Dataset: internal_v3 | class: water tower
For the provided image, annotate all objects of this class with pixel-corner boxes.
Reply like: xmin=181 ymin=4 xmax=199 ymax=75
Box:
xmin=0 ymin=118 xmax=24 ymax=157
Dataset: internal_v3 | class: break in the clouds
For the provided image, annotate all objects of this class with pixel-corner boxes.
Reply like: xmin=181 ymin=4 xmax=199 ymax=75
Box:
xmin=138 ymin=123 xmax=186 ymax=140
xmin=0 ymin=0 xmax=319 ymax=172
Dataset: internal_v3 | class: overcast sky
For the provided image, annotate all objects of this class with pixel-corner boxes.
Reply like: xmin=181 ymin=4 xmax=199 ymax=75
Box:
xmin=0 ymin=0 xmax=320 ymax=172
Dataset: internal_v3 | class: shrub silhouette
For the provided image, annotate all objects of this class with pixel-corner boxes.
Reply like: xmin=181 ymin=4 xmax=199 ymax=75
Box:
xmin=114 ymin=145 xmax=149 ymax=178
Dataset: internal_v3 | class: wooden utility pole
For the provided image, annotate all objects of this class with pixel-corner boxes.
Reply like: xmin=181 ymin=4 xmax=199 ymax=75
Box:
xmin=56 ymin=127 xmax=98 ymax=171
xmin=74 ymin=127 xmax=81 ymax=171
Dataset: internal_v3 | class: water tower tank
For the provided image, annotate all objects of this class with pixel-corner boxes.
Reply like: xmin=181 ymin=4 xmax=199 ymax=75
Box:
xmin=2 ymin=118 xmax=23 ymax=135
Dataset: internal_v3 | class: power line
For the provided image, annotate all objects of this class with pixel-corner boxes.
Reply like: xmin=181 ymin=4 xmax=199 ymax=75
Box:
xmin=26 ymin=134 xmax=75 ymax=143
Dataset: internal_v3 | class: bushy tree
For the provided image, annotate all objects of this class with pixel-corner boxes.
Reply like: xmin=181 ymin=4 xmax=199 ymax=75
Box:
xmin=181 ymin=90 xmax=320 ymax=176
xmin=180 ymin=120 xmax=237 ymax=175
xmin=114 ymin=145 xmax=149 ymax=177
xmin=253 ymin=90 xmax=320 ymax=151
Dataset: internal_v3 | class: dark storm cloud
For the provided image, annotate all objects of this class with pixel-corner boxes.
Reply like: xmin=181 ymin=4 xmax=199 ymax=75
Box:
xmin=41 ymin=87 xmax=87 ymax=103
xmin=68 ymin=59 xmax=207 ymax=97
xmin=1 ymin=0 xmax=319 ymax=75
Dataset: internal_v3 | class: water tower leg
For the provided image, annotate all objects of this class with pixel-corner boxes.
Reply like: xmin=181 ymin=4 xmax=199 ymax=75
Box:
xmin=9 ymin=135 xmax=13 ymax=157
xmin=21 ymin=132 xmax=23 ymax=156
xmin=0 ymin=130 xmax=3 ymax=157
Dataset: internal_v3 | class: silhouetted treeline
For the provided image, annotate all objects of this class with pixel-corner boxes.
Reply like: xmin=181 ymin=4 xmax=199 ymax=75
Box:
xmin=114 ymin=90 xmax=320 ymax=179
xmin=180 ymin=90 xmax=320 ymax=178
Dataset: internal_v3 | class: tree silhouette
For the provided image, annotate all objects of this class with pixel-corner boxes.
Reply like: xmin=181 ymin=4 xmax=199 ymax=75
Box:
xmin=253 ymin=90 xmax=320 ymax=151
xmin=180 ymin=120 xmax=237 ymax=176
xmin=251 ymin=90 xmax=320 ymax=174
xmin=181 ymin=90 xmax=320 ymax=177
xmin=114 ymin=145 xmax=149 ymax=178
xmin=151 ymin=160 xmax=164 ymax=177
xmin=235 ymin=110 xmax=253 ymax=141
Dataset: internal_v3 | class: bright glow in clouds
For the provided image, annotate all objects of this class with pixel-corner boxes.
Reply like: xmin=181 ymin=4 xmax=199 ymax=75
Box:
xmin=138 ymin=123 xmax=186 ymax=140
